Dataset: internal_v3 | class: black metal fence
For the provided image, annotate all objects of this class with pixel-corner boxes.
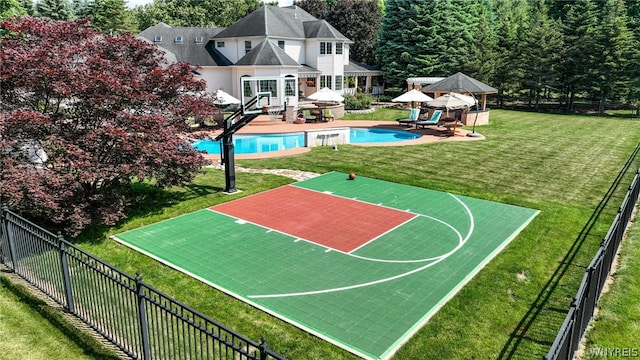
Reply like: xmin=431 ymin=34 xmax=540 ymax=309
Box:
xmin=544 ymin=169 xmax=640 ymax=360
xmin=0 ymin=205 xmax=286 ymax=360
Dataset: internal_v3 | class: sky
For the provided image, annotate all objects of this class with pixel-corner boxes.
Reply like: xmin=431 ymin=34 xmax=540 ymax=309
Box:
xmin=127 ymin=0 xmax=294 ymax=9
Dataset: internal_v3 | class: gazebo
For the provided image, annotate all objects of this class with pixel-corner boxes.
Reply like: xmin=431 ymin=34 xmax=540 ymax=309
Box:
xmin=421 ymin=72 xmax=497 ymax=126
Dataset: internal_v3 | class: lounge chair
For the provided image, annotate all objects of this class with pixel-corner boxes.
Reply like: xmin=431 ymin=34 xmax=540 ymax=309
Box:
xmin=396 ymin=108 xmax=419 ymax=126
xmin=415 ymin=109 xmax=443 ymax=129
xmin=322 ymin=108 xmax=334 ymax=122
xmin=303 ymin=109 xmax=317 ymax=123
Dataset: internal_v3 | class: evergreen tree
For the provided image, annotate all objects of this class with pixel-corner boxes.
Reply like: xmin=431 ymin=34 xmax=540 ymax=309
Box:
xmin=519 ymin=0 xmax=563 ymax=110
xmin=491 ymin=0 xmax=529 ymax=104
xmin=377 ymin=0 xmax=484 ymax=87
xmin=464 ymin=1 xmax=497 ymax=85
xmin=80 ymin=0 xmax=135 ymax=34
xmin=376 ymin=0 xmax=440 ymax=87
xmin=559 ymin=0 xmax=599 ymax=110
xmin=592 ymin=0 xmax=635 ymax=113
xmin=18 ymin=0 xmax=34 ymax=15
xmin=327 ymin=0 xmax=382 ymax=65
xmin=627 ymin=0 xmax=640 ymax=112
xmin=36 ymin=0 xmax=73 ymax=20
xmin=433 ymin=0 xmax=480 ymax=75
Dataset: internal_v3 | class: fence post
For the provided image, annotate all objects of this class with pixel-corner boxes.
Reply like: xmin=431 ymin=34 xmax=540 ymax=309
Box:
xmin=1 ymin=205 xmax=19 ymax=271
xmin=136 ymin=273 xmax=151 ymax=360
xmin=259 ymin=337 xmax=269 ymax=360
xmin=58 ymin=233 xmax=75 ymax=313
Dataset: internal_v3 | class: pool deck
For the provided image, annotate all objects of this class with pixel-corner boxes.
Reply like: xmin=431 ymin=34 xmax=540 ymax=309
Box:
xmin=195 ymin=118 xmax=484 ymax=161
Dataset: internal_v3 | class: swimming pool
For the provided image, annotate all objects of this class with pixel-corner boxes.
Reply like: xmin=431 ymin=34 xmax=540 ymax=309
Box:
xmin=192 ymin=128 xmax=421 ymax=155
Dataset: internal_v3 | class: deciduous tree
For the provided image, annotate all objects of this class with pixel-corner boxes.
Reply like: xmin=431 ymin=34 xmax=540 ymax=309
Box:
xmin=294 ymin=0 xmax=329 ymax=19
xmin=327 ymin=0 xmax=382 ymax=65
xmin=134 ymin=0 xmax=261 ymax=31
xmin=0 ymin=17 xmax=213 ymax=235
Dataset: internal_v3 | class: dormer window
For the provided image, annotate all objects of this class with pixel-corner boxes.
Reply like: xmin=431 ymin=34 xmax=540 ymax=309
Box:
xmin=278 ymin=40 xmax=285 ymax=50
xmin=217 ymin=41 xmax=225 ymax=48
xmin=154 ymin=35 xmax=162 ymax=42
xmin=195 ymin=36 xmax=203 ymax=43
xmin=244 ymin=41 xmax=251 ymax=54
xmin=175 ymin=36 xmax=183 ymax=43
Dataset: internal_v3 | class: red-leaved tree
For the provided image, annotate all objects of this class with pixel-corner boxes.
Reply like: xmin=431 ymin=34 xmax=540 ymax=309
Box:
xmin=0 ymin=17 xmax=214 ymax=235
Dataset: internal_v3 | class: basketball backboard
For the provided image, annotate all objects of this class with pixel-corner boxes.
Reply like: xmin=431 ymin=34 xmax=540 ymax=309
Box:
xmin=240 ymin=77 xmax=290 ymax=114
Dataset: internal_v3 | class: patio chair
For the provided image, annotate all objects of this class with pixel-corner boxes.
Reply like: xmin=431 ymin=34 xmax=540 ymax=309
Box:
xmin=396 ymin=108 xmax=419 ymax=126
xmin=322 ymin=108 xmax=334 ymax=122
xmin=415 ymin=109 xmax=443 ymax=129
xmin=303 ymin=109 xmax=317 ymax=123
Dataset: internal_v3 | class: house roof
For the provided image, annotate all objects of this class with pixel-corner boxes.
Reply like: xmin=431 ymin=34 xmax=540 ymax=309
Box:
xmin=236 ymin=39 xmax=300 ymax=66
xmin=213 ymin=5 xmax=350 ymax=42
xmin=137 ymin=23 xmax=227 ymax=66
xmin=298 ymin=64 xmax=321 ymax=77
xmin=303 ymin=20 xmax=351 ymax=42
xmin=345 ymin=60 xmax=382 ymax=76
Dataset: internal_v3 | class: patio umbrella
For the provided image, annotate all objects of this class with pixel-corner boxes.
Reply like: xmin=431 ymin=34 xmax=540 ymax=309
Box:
xmin=306 ymin=87 xmax=345 ymax=103
xmin=392 ymin=89 xmax=433 ymax=114
xmin=391 ymin=89 xmax=433 ymax=106
xmin=212 ymin=89 xmax=241 ymax=105
xmin=306 ymin=87 xmax=344 ymax=120
xmin=426 ymin=92 xmax=476 ymax=111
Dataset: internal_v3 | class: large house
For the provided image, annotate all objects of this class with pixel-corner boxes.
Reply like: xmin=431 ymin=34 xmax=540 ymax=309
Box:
xmin=138 ymin=5 xmax=383 ymax=109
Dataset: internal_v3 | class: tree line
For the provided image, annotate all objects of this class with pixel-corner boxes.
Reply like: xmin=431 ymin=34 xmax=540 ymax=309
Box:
xmin=3 ymin=0 xmax=639 ymax=110
xmin=378 ymin=0 xmax=640 ymax=111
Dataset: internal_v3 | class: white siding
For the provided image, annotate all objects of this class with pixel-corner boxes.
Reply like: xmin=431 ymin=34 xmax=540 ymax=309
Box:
xmin=199 ymin=67 xmax=233 ymax=94
xmin=305 ymin=39 xmax=319 ymax=69
xmin=283 ymin=39 xmax=306 ymax=64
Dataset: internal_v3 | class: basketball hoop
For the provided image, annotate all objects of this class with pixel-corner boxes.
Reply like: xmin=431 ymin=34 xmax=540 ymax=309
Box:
xmin=267 ymin=105 xmax=282 ymax=122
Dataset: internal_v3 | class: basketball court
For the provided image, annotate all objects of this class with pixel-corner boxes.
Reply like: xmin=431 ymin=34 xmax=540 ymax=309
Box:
xmin=113 ymin=172 xmax=539 ymax=359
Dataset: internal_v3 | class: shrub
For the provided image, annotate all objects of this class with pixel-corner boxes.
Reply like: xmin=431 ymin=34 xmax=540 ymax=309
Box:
xmin=344 ymin=93 xmax=373 ymax=110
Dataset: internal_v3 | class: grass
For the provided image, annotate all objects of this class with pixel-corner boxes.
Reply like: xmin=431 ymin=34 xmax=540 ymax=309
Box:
xmin=0 ymin=276 xmax=120 ymax=360
xmin=582 ymin=214 xmax=640 ymax=358
xmin=3 ymin=109 xmax=640 ymax=359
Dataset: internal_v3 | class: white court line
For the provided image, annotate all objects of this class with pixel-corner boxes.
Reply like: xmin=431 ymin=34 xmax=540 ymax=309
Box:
xmin=248 ymin=193 xmax=474 ymax=299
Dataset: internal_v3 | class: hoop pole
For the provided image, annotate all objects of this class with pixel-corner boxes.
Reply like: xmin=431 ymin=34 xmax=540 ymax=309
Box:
xmin=222 ymin=117 xmax=238 ymax=193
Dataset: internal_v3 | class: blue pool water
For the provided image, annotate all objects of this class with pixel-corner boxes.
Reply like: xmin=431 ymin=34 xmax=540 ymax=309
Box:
xmin=192 ymin=128 xmax=421 ymax=155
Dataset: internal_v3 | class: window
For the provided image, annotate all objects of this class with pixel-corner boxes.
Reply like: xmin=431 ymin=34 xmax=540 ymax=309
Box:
xmin=175 ymin=36 xmax=183 ymax=43
xmin=259 ymin=79 xmax=277 ymax=97
xmin=336 ymin=43 xmax=343 ymax=55
xmin=153 ymin=35 xmax=162 ymax=42
xmin=320 ymin=75 xmax=332 ymax=89
xmin=285 ymin=79 xmax=296 ymax=97
xmin=245 ymin=41 xmax=251 ymax=54
xmin=278 ymin=40 xmax=285 ymax=50
xmin=217 ymin=41 xmax=225 ymax=48
xmin=195 ymin=36 xmax=203 ymax=43
xmin=320 ymin=42 xmax=332 ymax=55
xmin=334 ymin=75 xmax=343 ymax=91
xmin=306 ymin=78 xmax=316 ymax=87
xmin=243 ymin=78 xmax=252 ymax=97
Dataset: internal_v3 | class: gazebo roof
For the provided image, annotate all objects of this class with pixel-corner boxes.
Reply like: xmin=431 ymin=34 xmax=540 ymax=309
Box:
xmin=422 ymin=72 xmax=497 ymax=94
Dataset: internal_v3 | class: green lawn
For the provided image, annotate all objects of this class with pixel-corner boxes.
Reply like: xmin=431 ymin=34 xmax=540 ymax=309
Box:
xmin=0 ymin=277 xmax=120 ymax=360
xmin=4 ymin=109 xmax=640 ymax=359
xmin=582 ymin=214 xmax=640 ymax=359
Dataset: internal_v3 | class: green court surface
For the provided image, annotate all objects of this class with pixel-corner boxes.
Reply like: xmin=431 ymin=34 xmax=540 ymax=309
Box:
xmin=113 ymin=172 xmax=539 ymax=359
